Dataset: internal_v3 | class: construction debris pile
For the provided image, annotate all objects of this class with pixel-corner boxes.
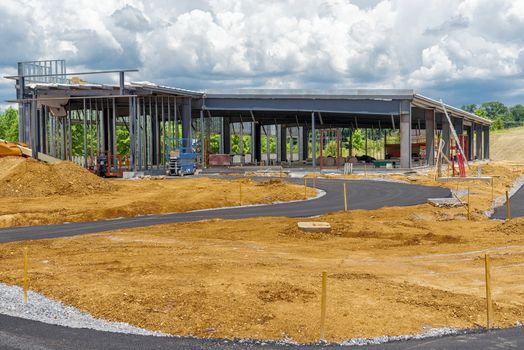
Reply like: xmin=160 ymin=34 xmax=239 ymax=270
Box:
xmin=0 ymin=157 xmax=114 ymax=197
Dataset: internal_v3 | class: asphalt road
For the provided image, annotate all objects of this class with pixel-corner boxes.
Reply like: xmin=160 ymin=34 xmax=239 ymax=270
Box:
xmin=492 ymin=184 xmax=524 ymax=220
xmin=0 ymin=314 xmax=522 ymax=350
xmin=0 ymin=178 xmax=450 ymax=243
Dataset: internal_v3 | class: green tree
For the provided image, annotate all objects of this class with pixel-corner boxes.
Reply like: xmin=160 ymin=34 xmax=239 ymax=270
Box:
xmin=481 ymin=101 xmax=509 ymax=120
xmin=0 ymin=107 xmax=19 ymax=142
xmin=491 ymin=116 xmax=504 ymax=130
xmin=209 ymin=134 xmax=220 ymax=153
xmin=116 ymin=127 xmax=130 ymax=155
xmin=475 ymin=108 xmax=488 ymax=119
xmin=351 ymin=129 xmax=365 ymax=152
xmin=461 ymin=104 xmax=478 ymax=113
xmin=510 ymin=104 xmax=524 ymax=123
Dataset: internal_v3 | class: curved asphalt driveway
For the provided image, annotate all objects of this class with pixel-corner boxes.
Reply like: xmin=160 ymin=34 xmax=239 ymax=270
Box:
xmin=0 ymin=178 xmax=450 ymax=243
xmin=492 ymin=184 xmax=524 ymax=219
xmin=0 ymin=313 xmax=522 ymax=350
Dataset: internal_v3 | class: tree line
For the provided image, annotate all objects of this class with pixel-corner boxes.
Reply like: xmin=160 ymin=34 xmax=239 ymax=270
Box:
xmin=461 ymin=101 xmax=524 ymax=130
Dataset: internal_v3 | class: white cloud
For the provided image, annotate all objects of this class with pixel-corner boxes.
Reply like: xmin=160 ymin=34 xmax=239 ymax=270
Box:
xmin=1 ymin=0 xmax=524 ymax=105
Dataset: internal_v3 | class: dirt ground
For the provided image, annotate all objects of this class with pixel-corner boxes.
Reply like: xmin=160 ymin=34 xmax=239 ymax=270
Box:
xmin=0 ymin=157 xmax=316 ymax=228
xmin=1 ymin=162 xmax=524 ymax=343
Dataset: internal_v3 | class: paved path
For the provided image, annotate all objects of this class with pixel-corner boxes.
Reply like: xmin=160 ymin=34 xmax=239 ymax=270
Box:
xmin=0 ymin=179 xmax=450 ymax=243
xmin=492 ymin=184 xmax=524 ymax=219
xmin=0 ymin=314 xmax=522 ymax=349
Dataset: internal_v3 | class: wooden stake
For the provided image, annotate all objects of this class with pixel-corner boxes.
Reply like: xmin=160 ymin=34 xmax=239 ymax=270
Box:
xmin=320 ymin=271 xmax=327 ymax=341
xmin=23 ymin=247 xmax=28 ymax=304
xmin=304 ymin=178 xmax=307 ymax=200
xmin=485 ymin=254 xmax=493 ymax=328
xmin=491 ymin=178 xmax=494 ymax=203
xmin=467 ymin=187 xmax=471 ymax=220
xmin=343 ymin=183 xmax=348 ymax=211
xmin=506 ymin=190 xmax=511 ymax=221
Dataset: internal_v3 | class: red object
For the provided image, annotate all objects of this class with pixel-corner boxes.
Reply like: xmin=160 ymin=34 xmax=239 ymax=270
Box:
xmin=457 ymin=153 xmax=466 ymax=177
xmin=451 ymin=149 xmax=456 ymax=177
xmin=208 ymin=154 xmax=231 ymax=166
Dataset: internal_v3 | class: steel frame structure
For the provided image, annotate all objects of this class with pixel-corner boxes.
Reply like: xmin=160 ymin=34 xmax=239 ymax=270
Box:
xmin=6 ymin=60 xmax=492 ymax=173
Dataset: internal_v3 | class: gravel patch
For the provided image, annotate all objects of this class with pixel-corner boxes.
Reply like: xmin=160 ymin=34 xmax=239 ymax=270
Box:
xmin=338 ymin=327 xmax=461 ymax=346
xmin=0 ymin=282 xmax=168 ymax=336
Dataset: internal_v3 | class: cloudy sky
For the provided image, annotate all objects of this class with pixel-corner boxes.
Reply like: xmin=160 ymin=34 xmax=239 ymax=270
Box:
xmin=1 ymin=0 xmax=523 ymax=110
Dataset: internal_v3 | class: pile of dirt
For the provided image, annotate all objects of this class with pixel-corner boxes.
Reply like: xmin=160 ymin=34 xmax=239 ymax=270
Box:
xmin=491 ymin=218 xmax=524 ymax=235
xmin=0 ymin=157 xmax=114 ymax=197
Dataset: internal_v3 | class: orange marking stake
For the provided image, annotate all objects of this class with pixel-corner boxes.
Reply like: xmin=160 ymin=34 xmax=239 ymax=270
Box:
xmin=320 ymin=271 xmax=327 ymax=341
xmin=506 ymin=190 xmax=511 ymax=221
xmin=485 ymin=254 xmax=493 ymax=328
xmin=343 ymin=183 xmax=348 ymax=211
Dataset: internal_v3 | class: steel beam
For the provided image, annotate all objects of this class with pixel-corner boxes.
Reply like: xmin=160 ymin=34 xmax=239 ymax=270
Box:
xmin=400 ymin=101 xmax=412 ymax=168
xmin=425 ymin=109 xmax=435 ymax=165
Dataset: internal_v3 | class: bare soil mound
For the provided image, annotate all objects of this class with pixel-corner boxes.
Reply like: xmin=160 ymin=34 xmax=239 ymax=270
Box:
xmin=0 ymin=157 xmax=114 ymax=197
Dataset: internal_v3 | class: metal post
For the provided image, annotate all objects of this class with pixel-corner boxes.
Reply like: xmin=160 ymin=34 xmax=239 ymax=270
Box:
xmin=311 ymin=112 xmax=316 ymax=167
xmin=119 ymin=71 xmax=125 ymax=95
xmin=174 ymin=97 xmax=178 ymax=140
xmin=95 ymin=98 xmax=99 ymax=158
xmin=129 ymin=96 xmax=136 ymax=171
xmin=425 ymin=109 xmax=435 ymax=165
xmin=154 ymin=96 xmax=159 ymax=165
xmin=200 ymin=109 xmax=205 ymax=168
xmin=112 ymin=98 xmax=117 ymax=156
xmin=400 ymin=100 xmax=412 ymax=168
xmin=83 ymin=99 xmax=87 ymax=167
xmin=161 ymin=97 xmax=165 ymax=167
xmin=89 ymin=99 xmax=93 ymax=165
xmin=483 ymin=126 xmax=490 ymax=160
xmin=266 ymin=125 xmax=270 ymax=164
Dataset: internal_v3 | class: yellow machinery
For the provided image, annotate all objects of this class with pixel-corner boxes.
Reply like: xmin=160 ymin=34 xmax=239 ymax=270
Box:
xmin=0 ymin=139 xmax=26 ymax=157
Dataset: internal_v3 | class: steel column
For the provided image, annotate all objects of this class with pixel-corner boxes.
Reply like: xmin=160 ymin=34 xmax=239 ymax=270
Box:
xmin=400 ymin=100 xmax=412 ymax=169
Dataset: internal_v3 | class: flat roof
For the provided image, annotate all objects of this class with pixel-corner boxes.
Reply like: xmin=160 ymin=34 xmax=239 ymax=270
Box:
xmin=204 ymin=88 xmax=414 ymax=100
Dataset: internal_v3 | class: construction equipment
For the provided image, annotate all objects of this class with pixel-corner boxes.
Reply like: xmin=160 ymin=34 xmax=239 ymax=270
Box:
xmin=1 ymin=138 xmax=60 ymax=163
xmin=94 ymin=151 xmax=129 ymax=178
xmin=166 ymin=138 xmax=198 ymax=176
xmin=0 ymin=139 xmax=25 ymax=157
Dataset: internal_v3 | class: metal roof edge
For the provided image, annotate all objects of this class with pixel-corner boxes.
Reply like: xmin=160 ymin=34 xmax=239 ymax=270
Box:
xmin=413 ymin=94 xmax=492 ymax=125
xmin=204 ymin=88 xmax=414 ymax=100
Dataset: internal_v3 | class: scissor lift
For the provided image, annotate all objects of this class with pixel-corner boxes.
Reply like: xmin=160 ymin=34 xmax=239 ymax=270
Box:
xmin=166 ymin=138 xmax=198 ymax=176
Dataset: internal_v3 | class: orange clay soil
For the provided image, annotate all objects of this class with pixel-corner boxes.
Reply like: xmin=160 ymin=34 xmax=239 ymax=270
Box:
xmin=0 ymin=157 xmax=316 ymax=228
xmin=1 ymin=163 xmax=524 ymax=342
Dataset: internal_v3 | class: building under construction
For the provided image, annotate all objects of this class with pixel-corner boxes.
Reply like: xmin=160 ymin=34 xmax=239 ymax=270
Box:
xmin=7 ymin=59 xmax=492 ymax=175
